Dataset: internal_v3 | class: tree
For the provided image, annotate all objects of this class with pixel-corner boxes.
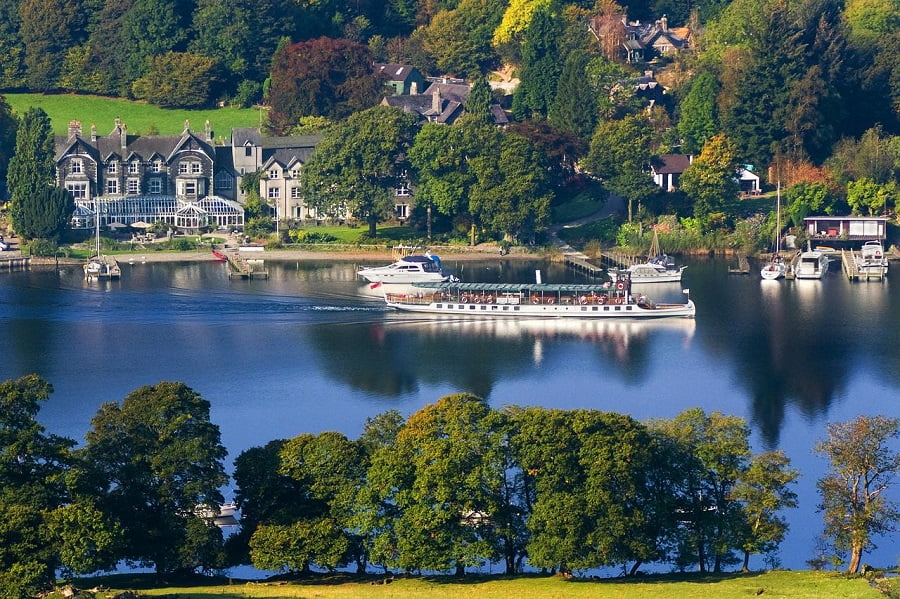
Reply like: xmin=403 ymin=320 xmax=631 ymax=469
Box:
xmin=189 ymin=0 xmax=255 ymax=85
xmin=549 ymin=48 xmax=597 ymax=140
xmin=464 ymin=76 xmax=493 ymax=124
xmin=364 ymin=394 xmax=511 ymax=574
xmin=7 ymin=108 xmax=61 ymax=240
xmin=0 ymin=375 xmax=75 ymax=597
xmin=421 ymin=0 xmax=505 ymax=78
xmin=679 ymin=134 xmax=740 ymax=224
xmin=785 ymin=180 xmax=833 ymax=227
xmin=512 ymin=5 xmax=563 ymax=119
xmin=678 ymin=70 xmax=719 ymax=155
xmin=468 ymin=130 xmax=553 ymax=243
xmin=18 ymin=0 xmax=87 ymax=90
xmin=267 ymin=37 xmax=386 ymax=133
xmin=0 ymin=95 xmax=17 ymax=184
xmin=15 ymin=187 xmax=75 ymax=241
xmin=651 ymin=409 xmax=752 ymax=573
xmin=81 ymin=382 xmax=228 ymax=574
xmin=491 ymin=0 xmax=553 ymax=64
xmin=131 ymin=52 xmax=219 ymax=108
xmin=302 ymin=106 xmax=418 ymax=237
xmin=816 ymin=416 xmax=900 ymax=573
xmin=585 ymin=114 xmax=659 ymax=222
xmin=730 ymin=451 xmax=798 ymax=571
xmin=846 ymin=178 xmax=896 ymax=215
xmin=121 ymin=0 xmax=188 ymax=79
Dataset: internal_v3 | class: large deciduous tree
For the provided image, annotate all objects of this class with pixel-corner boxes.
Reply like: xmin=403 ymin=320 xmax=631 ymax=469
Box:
xmin=131 ymin=52 xmax=219 ymax=108
xmin=678 ymin=70 xmax=720 ymax=155
xmin=267 ymin=37 xmax=386 ymax=133
xmin=302 ymin=105 xmax=417 ymax=237
xmin=121 ymin=0 xmax=188 ymax=80
xmin=585 ymin=114 xmax=659 ymax=222
xmin=421 ymin=0 xmax=505 ymax=78
xmin=816 ymin=415 xmax=900 ymax=573
xmin=18 ymin=0 xmax=86 ymax=90
xmin=679 ymin=133 xmax=740 ymax=224
xmin=0 ymin=375 xmax=75 ymax=596
xmin=81 ymin=382 xmax=228 ymax=574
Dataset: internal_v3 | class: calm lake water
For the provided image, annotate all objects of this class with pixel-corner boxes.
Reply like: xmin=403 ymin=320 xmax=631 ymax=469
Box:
xmin=1 ymin=255 xmax=898 ymax=571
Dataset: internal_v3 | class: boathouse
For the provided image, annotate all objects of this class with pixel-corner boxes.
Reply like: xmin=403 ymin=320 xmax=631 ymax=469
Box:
xmin=803 ymin=216 xmax=888 ymax=242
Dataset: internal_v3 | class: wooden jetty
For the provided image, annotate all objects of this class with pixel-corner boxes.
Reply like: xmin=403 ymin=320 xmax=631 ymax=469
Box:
xmin=564 ymin=253 xmax=604 ymax=277
xmin=840 ymin=248 xmax=886 ymax=281
xmin=226 ymin=252 xmax=268 ymax=279
xmin=0 ymin=254 xmax=30 ymax=271
xmin=728 ymin=253 xmax=750 ymax=274
xmin=84 ymin=255 xmax=121 ymax=279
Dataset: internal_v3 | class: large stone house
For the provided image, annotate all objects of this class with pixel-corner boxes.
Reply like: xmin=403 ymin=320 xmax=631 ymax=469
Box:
xmin=56 ymin=119 xmax=244 ymax=231
xmin=56 ymin=120 xmax=332 ymax=231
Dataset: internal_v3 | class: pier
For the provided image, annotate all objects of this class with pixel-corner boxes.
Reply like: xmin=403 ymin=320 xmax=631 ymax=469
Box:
xmin=226 ymin=253 xmax=268 ymax=279
xmin=840 ymin=248 xmax=886 ymax=281
xmin=0 ymin=254 xmax=30 ymax=271
xmin=728 ymin=253 xmax=750 ymax=274
xmin=564 ymin=253 xmax=604 ymax=277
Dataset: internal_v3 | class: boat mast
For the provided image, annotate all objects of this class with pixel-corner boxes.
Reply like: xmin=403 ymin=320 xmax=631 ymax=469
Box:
xmin=775 ymin=182 xmax=781 ymax=255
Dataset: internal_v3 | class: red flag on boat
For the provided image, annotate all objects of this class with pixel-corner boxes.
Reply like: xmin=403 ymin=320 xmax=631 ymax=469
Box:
xmin=370 ymin=282 xmax=382 ymax=289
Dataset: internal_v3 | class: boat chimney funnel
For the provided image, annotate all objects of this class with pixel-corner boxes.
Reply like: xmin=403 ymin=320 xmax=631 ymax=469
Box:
xmin=535 ymin=270 xmax=542 ymax=284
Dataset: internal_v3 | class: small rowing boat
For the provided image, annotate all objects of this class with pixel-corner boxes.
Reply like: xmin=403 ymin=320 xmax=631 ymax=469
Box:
xmin=212 ymin=250 xmax=228 ymax=261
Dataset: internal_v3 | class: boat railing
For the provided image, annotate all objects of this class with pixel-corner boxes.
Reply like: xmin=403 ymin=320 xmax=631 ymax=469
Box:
xmin=386 ymin=290 xmax=632 ymax=306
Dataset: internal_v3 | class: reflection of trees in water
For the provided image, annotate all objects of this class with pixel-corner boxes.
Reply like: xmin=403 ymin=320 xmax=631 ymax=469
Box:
xmin=690 ymin=259 xmax=854 ymax=447
xmin=307 ymin=317 xmax=685 ymax=399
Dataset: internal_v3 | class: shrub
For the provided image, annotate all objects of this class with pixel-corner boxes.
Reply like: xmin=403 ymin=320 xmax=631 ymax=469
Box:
xmin=29 ymin=238 xmax=58 ymax=256
xmin=288 ymin=230 xmax=338 ymax=244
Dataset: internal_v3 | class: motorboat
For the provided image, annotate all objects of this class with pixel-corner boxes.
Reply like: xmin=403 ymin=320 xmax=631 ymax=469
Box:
xmin=609 ymin=230 xmax=686 ymax=283
xmin=358 ymin=252 xmax=450 ymax=284
xmin=794 ymin=249 xmax=830 ymax=279
xmin=384 ymin=274 xmax=695 ymax=319
xmin=760 ymin=182 xmax=786 ymax=280
xmin=858 ymin=241 xmax=888 ymax=276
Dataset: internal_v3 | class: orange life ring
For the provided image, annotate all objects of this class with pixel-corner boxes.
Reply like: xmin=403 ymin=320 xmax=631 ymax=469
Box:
xmin=615 ymin=297 xmax=623 ymax=305
xmin=616 ymin=281 xmax=625 ymax=291
xmin=460 ymin=294 xmax=468 ymax=303
xmin=474 ymin=295 xmax=481 ymax=303
xmin=531 ymin=295 xmax=539 ymax=304
xmin=599 ymin=295 xmax=608 ymax=305
xmin=547 ymin=297 xmax=554 ymax=305
xmin=580 ymin=296 xmax=587 ymax=305
xmin=486 ymin=295 xmax=494 ymax=304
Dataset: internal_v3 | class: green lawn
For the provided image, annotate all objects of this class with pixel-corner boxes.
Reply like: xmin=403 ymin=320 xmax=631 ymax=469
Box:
xmin=3 ymin=93 xmax=262 ymax=137
xmin=66 ymin=571 xmax=884 ymax=599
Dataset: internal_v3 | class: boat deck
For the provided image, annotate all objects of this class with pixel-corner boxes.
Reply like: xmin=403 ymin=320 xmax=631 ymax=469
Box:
xmin=840 ymin=248 xmax=887 ymax=281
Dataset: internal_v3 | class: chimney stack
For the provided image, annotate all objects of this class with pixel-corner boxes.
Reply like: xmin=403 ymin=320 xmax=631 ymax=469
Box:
xmin=432 ymin=88 xmax=441 ymax=113
xmin=205 ymin=119 xmax=212 ymax=141
xmin=90 ymin=124 xmax=97 ymax=142
xmin=68 ymin=120 xmax=82 ymax=139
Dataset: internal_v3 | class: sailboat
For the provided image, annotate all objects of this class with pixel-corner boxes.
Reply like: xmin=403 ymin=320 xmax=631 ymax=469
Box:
xmin=760 ymin=183 xmax=787 ymax=280
xmin=608 ymin=229 xmax=686 ymax=283
xmin=84 ymin=208 xmax=120 ymax=279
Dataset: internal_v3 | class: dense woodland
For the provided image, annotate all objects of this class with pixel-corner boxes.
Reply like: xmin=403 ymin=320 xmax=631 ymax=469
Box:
xmin=1 ymin=0 xmax=900 ymax=248
xmin=2 ymin=374 xmax=898 ymax=597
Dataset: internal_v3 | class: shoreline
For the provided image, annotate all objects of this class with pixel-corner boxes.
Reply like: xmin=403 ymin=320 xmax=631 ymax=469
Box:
xmin=30 ymin=245 xmax=545 ymax=266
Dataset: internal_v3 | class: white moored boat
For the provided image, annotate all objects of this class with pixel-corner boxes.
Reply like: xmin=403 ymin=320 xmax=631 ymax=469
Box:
xmin=794 ymin=249 xmax=830 ymax=279
xmin=384 ymin=275 xmax=695 ymax=319
xmin=761 ymin=182 xmax=786 ymax=280
xmin=858 ymin=240 xmax=888 ymax=276
xmin=358 ymin=253 xmax=449 ymax=284
xmin=608 ymin=231 xmax=686 ymax=283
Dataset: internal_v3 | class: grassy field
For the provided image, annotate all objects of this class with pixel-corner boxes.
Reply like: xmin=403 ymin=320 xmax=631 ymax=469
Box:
xmin=65 ymin=571 xmax=887 ymax=599
xmin=3 ymin=93 xmax=262 ymax=138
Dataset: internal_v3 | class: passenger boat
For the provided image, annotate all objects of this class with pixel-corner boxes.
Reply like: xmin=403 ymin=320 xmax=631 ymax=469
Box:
xmin=609 ymin=230 xmax=686 ymax=283
xmin=384 ymin=275 xmax=695 ymax=319
xmin=858 ymin=240 xmax=888 ymax=276
xmin=794 ymin=248 xmax=830 ymax=279
xmin=358 ymin=252 xmax=450 ymax=284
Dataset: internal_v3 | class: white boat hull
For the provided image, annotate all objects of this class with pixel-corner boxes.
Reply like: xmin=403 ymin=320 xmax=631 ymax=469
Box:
xmin=358 ymin=271 xmax=448 ymax=284
xmin=760 ymin=262 xmax=786 ymax=280
xmin=610 ymin=264 xmax=685 ymax=283
xmin=386 ymin=297 xmax=695 ymax=319
xmin=794 ymin=251 xmax=830 ymax=279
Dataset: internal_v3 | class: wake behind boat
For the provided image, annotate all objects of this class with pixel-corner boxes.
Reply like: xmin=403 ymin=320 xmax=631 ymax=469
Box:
xmin=384 ymin=275 xmax=695 ymax=319
xmin=358 ymin=252 xmax=450 ymax=284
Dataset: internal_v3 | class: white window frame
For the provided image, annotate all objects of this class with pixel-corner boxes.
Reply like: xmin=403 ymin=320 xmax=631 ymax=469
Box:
xmin=290 ymin=186 xmax=301 ymax=199
xmin=128 ymin=162 xmax=140 ymax=174
xmin=107 ymin=162 xmax=118 ymax=174
xmin=191 ymin=161 xmax=202 ymax=174
xmin=66 ymin=182 xmax=87 ymax=199
xmin=267 ymin=187 xmax=280 ymax=199
xmin=127 ymin=178 xmax=140 ymax=194
xmin=105 ymin=179 xmax=119 ymax=194
xmin=149 ymin=178 xmax=162 ymax=194
xmin=70 ymin=158 xmax=83 ymax=174
xmin=268 ymin=168 xmax=279 ymax=179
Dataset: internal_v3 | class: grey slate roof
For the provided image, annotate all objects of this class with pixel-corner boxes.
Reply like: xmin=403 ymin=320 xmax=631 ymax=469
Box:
xmin=654 ymin=154 xmax=692 ymax=174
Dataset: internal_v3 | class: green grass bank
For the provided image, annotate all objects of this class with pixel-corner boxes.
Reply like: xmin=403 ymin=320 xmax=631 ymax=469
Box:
xmin=3 ymin=93 xmax=261 ymax=137
xmin=63 ymin=571 xmax=889 ymax=599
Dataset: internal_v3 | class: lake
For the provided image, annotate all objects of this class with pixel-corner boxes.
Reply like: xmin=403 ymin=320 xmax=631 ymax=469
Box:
xmin=1 ymin=255 xmax=898 ymax=571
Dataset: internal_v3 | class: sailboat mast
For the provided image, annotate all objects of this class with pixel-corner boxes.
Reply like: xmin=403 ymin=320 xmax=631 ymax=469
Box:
xmin=775 ymin=182 xmax=781 ymax=254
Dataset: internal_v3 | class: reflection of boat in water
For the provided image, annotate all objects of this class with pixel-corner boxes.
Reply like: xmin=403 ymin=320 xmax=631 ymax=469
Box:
xmin=358 ymin=252 xmax=451 ymax=284
xmin=384 ymin=275 xmax=695 ymax=319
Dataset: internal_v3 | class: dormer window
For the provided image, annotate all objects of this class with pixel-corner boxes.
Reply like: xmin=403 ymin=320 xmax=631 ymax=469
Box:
xmin=268 ymin=169 xmax=279 ymax=179
xmin=70 ymin=158 xmax=83 ymax=174
xmin=191 ymin=162 xmax=201 ymax=174
xmin=107 ymin=162 xmax=117 ymax=174
xmin=290 ymin=168 xmax=300 ymax=178
xmin=151 ymin=161 xmax=162 ymax=173
xmin=128 ymin=161 xmax=140 ymax=174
